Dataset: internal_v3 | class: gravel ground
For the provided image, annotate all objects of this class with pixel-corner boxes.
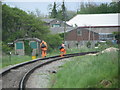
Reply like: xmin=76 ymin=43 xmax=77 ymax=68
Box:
xmin=26 ymin=58 xmax=72 ymax=88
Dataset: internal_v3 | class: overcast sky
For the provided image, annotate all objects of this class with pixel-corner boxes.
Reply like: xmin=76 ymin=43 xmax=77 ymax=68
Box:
xmin=2 ymin=0 xmax=112 ymax=15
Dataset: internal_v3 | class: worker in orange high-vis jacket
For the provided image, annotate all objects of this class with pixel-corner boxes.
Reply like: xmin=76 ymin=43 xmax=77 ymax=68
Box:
xmin=40 ymin=40 xmax=47 ymax=58
xmin=59 ymin=43 xmax=66 ymax=57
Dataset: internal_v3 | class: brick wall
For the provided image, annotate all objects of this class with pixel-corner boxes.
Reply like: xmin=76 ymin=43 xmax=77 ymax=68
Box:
xmin=65 ymin=28 xmax=99 ymax=41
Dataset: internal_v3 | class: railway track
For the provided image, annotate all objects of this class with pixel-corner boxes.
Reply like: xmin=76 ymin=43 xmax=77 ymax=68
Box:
xmin=1 ymin=51 xmax=98 ymax=89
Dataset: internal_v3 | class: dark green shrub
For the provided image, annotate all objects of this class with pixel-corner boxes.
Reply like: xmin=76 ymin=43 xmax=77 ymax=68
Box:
xmin=95 ymin=42 xmax=99 ymax=47
xmin=24 ymin=40 xmax=32 ymax=56
xmin=86 ymin=41 xmax=91 ymax=48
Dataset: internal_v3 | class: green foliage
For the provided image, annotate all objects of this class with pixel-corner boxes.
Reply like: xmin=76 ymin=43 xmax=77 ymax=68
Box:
xmin=61 ymin=1 xmax=66 ymax=21
xmin=50 ymin=1 xmax=120 ymax=20
xmin=2 ymin=4 xmax=50 ymax=53
xmin=2 ymin=55 xmax=31 ymax=68
xmin=49 ymin=1 xmax=74 ymax=21
xmin=45 ymin=34 xmax=63 ymax=52
xmin=2 ymin=42 xmax=13 ymax=55
xmin=50 ymin=51 xmax=118 ymax=88
xmin=58 ymin=33 xmax=64 ymax=39
xmin=24 ymin=40 xmax=32 ymax=56
xmin=2 ymin=4 xmax=49 ymax=42
xmin=106 ymin=40 xmax=114 ymax=45
xmin=113 ymin=32 xmax=120 ymax=44
xmin=95 ymin=43 xmax=99 ymax=47
xmin=77 ymin=2 xmax=120 ymax=14
xmin=86 ymin=41 xmax=91 ymax=48
xmin=50 ymin=2 xmax=57 ymax=18
xmin=47 ymin=40 xmax=117 ymax=57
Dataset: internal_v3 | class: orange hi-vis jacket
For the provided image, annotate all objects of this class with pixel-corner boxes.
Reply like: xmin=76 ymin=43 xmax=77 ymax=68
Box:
xmin=40 ymin=41 xmax=47 ymax=51
xmin=40 ymin=41 xmax=47 ymax=58
xmin=60 ymin=43 xmax=66 ymax=57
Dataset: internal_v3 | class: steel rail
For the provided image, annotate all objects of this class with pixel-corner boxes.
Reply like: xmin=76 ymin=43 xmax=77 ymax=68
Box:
xmin=1 ymin=51 xmax=98 ymax=76
xmin=19 ymin=51 xmax=98 ymax=90
xmin=1 ymin=55 xmax=63 ymax=75
xmin=1 ymin=51 xmax=98 ymax=89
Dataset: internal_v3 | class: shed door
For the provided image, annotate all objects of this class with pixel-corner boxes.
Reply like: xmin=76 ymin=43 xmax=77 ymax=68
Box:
xmin=30 ymin=41 xmax=37 ymax=49
xmin=16 ymin=42 xmax=24 ymax=49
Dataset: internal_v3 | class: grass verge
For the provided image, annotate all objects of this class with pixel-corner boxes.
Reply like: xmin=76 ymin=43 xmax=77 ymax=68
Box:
xmin=1 ymin=55 xmax=31 ymax=68
xmin=50 ymin=51 xmax=118 ymax=88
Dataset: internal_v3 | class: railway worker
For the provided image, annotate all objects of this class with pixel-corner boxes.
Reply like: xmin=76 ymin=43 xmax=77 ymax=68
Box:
xmin=59 ymin=43 xmax=66 ymax=57
xmin=40 ymin=40 xmax=47 ymax=58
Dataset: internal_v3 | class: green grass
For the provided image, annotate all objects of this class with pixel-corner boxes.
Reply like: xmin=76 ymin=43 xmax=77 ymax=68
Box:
xmin=47 ymin=43 xmax=118 ymax=57
xmin=1 ymin=55 xmax=32 ymax=68
xmin=47 ymin=49 xmax=60 ymax=57
xmin=1 ymin=43 xmax=118 ymax=69
xmin=50 ymin=51 xmax=118 ymax=88
xmin=47 ymin=46 xmax=97 ymax=57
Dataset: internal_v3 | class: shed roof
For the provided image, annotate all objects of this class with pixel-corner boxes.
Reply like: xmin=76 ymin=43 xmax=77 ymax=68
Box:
xmin=66 ymin=13 xmax=119 ymax=27
xmin=14 ymin=38 xmax=41 ymax=43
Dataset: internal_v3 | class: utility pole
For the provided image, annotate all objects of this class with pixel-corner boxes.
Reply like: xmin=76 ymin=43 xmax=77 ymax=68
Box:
xmin=64 ymin=18 xmax=66 ymax=43
xmin=88 ymin=25 xmax=91 ymax=41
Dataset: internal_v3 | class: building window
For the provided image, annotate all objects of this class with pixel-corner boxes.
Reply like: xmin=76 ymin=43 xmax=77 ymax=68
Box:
xmin=99 ymin=33 xmax=114 ymax=40
xmin=52 ymin=24 xmax=61 ymax=27
xmin=77 ymin=29 xmax=82 ymax=36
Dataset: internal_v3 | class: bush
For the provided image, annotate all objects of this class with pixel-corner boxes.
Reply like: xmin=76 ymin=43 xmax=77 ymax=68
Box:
xmin=24 ymin=40 xmax=32 ymax=56
xmin=95 ymin=42 xmax=99 ymax=47
xmin=45 ymin=34 xmax=63 ymax=53
xmin=86 ymin=41 xmax=91 ymax=48
xmin=2 ymin=42 xmax=13 ymax=54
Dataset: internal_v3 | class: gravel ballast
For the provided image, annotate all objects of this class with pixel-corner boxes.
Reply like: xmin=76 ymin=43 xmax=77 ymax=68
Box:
xmin=26 ymin=58 xmax=72 ymax=88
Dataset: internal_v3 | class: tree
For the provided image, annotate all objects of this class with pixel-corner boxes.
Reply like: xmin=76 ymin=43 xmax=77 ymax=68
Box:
xmin=77 ymin=2 xmax=120 ymax=14
xmin=49 ymin=1 xmax=70 ymax=21
xmin=108 ymin=2 xmax=120 ymax=13
xmin=2 ymin=4 xmax=64 ymax=54
xmin=61 ymin=1 xmax=66 ymax=21
xmin=50 ymin=2 xmax=57 ymax=18
xmin=44 ymin=34 xmax=63 ymax=52
xmin=2 ymin=4 xmax=50 ymax=42
xmin=2 ymin=4 xmax=50 ymax=53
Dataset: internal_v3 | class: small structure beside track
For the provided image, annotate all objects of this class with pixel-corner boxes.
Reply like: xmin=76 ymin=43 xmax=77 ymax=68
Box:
xmin=14 ymin=38 xmax=41 ymax=56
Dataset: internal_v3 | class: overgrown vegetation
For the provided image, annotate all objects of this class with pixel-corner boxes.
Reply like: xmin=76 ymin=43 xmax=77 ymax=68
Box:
xmin=47 ymin=40 xmax=118 ymax=57
xmin=2 ymin=4 xmax=63 ymax=68
xmin=113 ymin=32 xmax=120 ymax=44
xmin=1 ymin=55 xmax=31 ymax=68
xmin=77 ymin=2 xmax=120 ymax=14
xmin=49 ymin=1 xmax=120 ymax=21
xmin=2 ymin=4 xmax=63 ymax=55
xmin=2 ymin=2 xmax=119 ymax=69
xmin=45 ymin=34 xmax=63 ymax=53
xmin=50 ymin=1 xmax=67 ymax=21
xmin=50 ymin=51 xmax=118 ymax=88
xmin=24 ymin=40 xmax=33 ymax=56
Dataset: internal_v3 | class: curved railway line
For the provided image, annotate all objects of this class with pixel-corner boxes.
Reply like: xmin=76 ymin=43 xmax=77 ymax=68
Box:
xmin=1 ymin=51 xmax=98 ymax=89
